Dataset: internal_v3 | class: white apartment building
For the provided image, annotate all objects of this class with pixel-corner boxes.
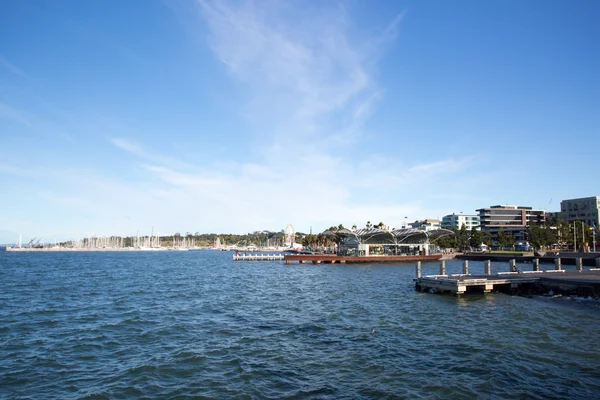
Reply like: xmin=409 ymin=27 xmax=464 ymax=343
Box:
xmin=440 ymin=214 xmax=481 ymax=231
xmin=409 ymin=219 xmax=441 ymax=231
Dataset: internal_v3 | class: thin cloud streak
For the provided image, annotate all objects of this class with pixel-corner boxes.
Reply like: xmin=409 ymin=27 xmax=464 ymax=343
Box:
xmin=197 ymin=0 xmax=379 ymax=141
xmin=110 ymin=137 xmax=149 ymax=158
xmin=0 ymin=56 xmax=30 ymax=80
xmin=0 ymin=103 xmax=33 ymax=126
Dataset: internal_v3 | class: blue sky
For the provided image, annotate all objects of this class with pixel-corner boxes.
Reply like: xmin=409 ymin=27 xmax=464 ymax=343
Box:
xmin=0 ymin=0 xmax=598 ymax=242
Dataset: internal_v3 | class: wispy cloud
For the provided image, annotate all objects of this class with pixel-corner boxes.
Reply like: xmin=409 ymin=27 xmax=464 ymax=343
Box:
xmin=0 ymin=103 xmax=33 ymax=126
xmin=109 ymin=137 xmax=149 ymax=158
xmin=197 ymin=0 xmax=388 ymax=145
xmin=1 ymin=1 xmax=476 ymax=238
xmin=111 ymin=0 xmax=473 ymax=231
xmin=0 ymin=56 xmax=30 ymax=80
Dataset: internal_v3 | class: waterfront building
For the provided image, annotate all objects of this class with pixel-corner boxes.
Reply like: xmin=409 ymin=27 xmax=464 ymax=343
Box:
xmin=441 ymin=214 xmax=481 ymax=231
xmin=409 ymin=219 xmax=441 ymax=231
xmin=545 ymin=211 xmax=560 ymax=224
xmin=323 ymin=227 xmax=453 ymax=256
xmin=476 ymin=205 xmax=545 ymax=242
xmin=560 ymin=196 xmax=600 ymax=227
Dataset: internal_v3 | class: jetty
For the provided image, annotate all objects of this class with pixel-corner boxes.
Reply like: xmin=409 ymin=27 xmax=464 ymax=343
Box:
xmin=415 ymin=257 xmax=600 ymax=296
xmin=233 ymin=253 xmax=285 ymax=261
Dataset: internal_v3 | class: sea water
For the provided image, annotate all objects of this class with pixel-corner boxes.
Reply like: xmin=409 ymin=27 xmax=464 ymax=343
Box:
xmin=1 ymin=250 xmax=599 ymax=399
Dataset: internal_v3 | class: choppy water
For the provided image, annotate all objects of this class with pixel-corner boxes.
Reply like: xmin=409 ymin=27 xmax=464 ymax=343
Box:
xmin=1 ymin=250 xmax=599 ymax=399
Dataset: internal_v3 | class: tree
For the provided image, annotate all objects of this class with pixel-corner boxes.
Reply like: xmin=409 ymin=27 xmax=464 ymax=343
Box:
xmin=469 ymin=227 xmax=482 ymax=248
xmin=496 ymin=228 xmax=513 ymax=249
xmin=526 ymin=225 xmax=547 ymax=250
xmin=434 ymin=228 xmax=457 ymax=249
xmin=457 ymin=224 xmax=469 ymax=249
xmin=366 ymin=221 xmax=373 ymax=229
xmin=556 ymin=221 xmax=572 ymax=249
xmin=481 ymin=231 xmax=493 ymax=246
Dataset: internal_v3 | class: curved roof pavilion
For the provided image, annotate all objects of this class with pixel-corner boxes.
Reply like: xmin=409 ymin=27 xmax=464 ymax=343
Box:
xmin=323 ymin=228 xmax=454 ymax=246
xmin=322 ymin=227 xmax=454 ymax=256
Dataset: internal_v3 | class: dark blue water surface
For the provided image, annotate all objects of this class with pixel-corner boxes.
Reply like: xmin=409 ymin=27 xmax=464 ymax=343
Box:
xmin=1 ymin=250 xmax=600 ymax=399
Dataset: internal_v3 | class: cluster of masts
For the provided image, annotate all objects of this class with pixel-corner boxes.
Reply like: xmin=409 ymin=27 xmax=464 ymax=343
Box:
xmin=70 ymin=236 xmax=126 ymax=249
xmin=13 ymin=234 xmax=195 ymax=250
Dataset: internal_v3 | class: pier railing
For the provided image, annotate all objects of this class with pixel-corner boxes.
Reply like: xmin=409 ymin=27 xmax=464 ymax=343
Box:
xmin=414 ymin=257 xmax=600 ymax=295
xmin=233 ymin=253 xmax=285 ymax=261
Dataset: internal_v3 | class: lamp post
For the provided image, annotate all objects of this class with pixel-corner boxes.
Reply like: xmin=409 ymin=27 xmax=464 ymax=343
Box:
xmin=574 ymin=221 xmax=577 ymax=252
xmin=581 ymin=221 xmax=585 ymax=252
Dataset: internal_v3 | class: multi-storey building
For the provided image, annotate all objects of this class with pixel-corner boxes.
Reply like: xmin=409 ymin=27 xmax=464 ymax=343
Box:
xmin=440 ymin=214 xmax=480 ymax=231
xmin=545 ymin=211 xmax=560 ymax=224
xmin=409 ymin=219 xmax=441 ymax=232
xmin=476 ymin=205 xmax=545 ymax=242
xmin=560 ymin=196 xmax=600 ymax=227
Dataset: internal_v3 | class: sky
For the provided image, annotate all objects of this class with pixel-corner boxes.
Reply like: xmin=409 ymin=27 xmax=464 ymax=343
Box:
xmin=0 ymin=0 xmax=598 ymax=243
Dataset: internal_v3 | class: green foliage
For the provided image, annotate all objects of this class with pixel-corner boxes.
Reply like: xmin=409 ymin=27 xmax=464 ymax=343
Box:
xmin=468 ymin=227 xmax=482 ymax=248
xmin=456 ymin=224 xmax=469 ymax=249
xmin=481 ymin=231 xmax=493 ymax=246
xmin=433 ymin=227 xmax=457 ymax=249
xmin=496 ymin=228 xmax=513 ymax=249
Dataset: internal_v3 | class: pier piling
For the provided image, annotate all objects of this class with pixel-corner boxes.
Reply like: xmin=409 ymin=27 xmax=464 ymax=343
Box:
xmin=415 ymin=257 xmax=600 ymax=296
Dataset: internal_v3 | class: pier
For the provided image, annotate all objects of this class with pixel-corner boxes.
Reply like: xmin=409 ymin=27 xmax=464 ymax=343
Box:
xmin=414 ymin=258 xmax=600 ymax=296
xmin=233 ymin=253 xmax=285 ymax=261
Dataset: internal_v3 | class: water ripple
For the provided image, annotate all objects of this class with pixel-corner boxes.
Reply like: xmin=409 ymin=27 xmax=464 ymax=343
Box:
xmin=1 ymin=251 xmax=600 ymax=399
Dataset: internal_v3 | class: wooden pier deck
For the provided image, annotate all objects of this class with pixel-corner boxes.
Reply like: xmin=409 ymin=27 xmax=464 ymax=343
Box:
xmin=416 ymin=269 xmax=600 ymax=295
xmin=414 ymin=257 xmax=600 ymax=295
xmin=284 ymin=254 xmax=443 ymax=264
xmin=233 ymin=253 xmax=285 ymax=261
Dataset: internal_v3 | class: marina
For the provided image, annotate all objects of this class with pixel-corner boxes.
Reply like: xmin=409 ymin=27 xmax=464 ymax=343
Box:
xmin=2 ymin=250 xmax=600 ymax=399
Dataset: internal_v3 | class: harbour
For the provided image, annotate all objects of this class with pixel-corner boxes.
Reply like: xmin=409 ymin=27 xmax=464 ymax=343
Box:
xmin=1 ymin=250 xmax=599 ymax=399
xmin=2 ymin=1 xmax=598 ymax=398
